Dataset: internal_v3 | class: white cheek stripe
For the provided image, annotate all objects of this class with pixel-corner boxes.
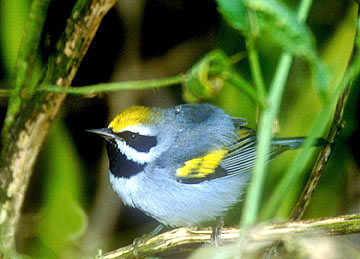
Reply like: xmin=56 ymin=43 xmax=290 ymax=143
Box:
xmin=115 ymin=139 xmax=153 ymax=164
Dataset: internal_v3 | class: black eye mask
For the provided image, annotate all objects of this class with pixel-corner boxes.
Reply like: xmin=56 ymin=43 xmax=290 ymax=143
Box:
xmin=114 ymin=131 xmax=157 ymax=153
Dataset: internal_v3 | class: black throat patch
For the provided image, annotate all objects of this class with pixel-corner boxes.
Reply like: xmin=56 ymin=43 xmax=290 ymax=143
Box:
xmin=106 ymin=142 xmax=146 ymax=178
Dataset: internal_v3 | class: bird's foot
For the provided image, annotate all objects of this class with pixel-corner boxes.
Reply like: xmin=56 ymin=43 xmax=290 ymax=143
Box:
xmin=211 ymin=217 xmax=224 ymax=248
xmin=132 ymin=224 xmax=164 ymax=257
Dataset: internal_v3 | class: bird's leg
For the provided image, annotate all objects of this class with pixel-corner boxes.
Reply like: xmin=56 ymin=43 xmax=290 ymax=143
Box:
xmin=132 ymin=224 xmax=165 ymax=257
xmin=211 ymin=216 xmax=224 ymax=247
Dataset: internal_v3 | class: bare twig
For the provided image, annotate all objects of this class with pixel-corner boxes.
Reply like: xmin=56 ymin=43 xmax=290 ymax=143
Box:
xmin=289 ymin=85 xmax=350 ymax=221
xmin=290 ymin=5 xmax=360 ymax=222
xmin=264 ymin=84 xmax=352 ymax=258
xmin=263 ymin=7 xmax=360 ymax=258
xmin=98 ymin=214 xmax=360 ymax=259
xmin=0 ymin=0 xmax=116 ymax=252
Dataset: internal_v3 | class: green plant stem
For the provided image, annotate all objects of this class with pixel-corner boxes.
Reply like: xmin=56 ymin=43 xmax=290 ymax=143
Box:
xmin=247 ymin=9 xmax=266 ymax=109
xmin=1 ymin=0 xmax=50 ymax=142
xmin=227 ymin=74 xmax=266 ymax=107
xmin=262 ymin=22 xmax=360 ymax=218
xmin=207 ymin=62 xmax=266 ymax=107
xmin=241 ymin=0 xmax=314 ymax=227
xmin=17 ymin=0 xmax=50 ymax=92
xmin=297 ymin=0 xmax=313 ymax=22
xmin=241 ymin=53 xmax=293 ymax=226
xmin=261 ymin=99 xmax=334 ymax=219
xmin=0 ymin=0 xmax=29 ymax=76
xmin=248 ymin=45 xmax=266 ymax=103
xmin=0 ymin=89 xmax=13 ymax=97
xmin=0 ymin=0 xmax=117 ymax=251
xmin=41 ymin=75 xmax=184 ymax=95
xmin=0 ymin=76 xmax=184 ymax=97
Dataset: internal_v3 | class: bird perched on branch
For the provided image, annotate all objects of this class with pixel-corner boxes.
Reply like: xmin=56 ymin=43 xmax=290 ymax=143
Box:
xmin=89 ymin=103 xmax=326 ymax=240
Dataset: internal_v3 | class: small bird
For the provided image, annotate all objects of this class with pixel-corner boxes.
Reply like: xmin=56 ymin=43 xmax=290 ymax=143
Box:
xmin=89 ymin=104 xmax=325 ymax=230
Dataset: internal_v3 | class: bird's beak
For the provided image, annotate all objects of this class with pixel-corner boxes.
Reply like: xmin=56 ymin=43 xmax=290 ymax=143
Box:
xmin=86 ymin=128 xmax=115 ymax=141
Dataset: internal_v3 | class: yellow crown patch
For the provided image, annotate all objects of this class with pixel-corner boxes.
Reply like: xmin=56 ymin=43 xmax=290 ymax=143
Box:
xmin=109 ymin=106 xmax=154 ymax=132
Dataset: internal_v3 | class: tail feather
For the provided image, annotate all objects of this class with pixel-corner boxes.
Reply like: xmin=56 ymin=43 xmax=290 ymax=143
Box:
xmin=272 ymin=137 xmax=328 ymax=150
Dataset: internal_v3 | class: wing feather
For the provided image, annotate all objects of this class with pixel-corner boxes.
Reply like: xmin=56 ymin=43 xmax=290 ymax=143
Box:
xmin=175 ymin=122 xmax=305 ymax=184
xmin=175 ymin=126 xmax=258 ymax=184
xmin=219 ymin=128 xmax=257 ymax=175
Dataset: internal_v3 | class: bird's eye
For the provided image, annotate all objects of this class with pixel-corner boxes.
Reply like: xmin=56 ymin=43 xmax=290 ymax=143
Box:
xmin=115 ymin=131 xmax=157 ymax=153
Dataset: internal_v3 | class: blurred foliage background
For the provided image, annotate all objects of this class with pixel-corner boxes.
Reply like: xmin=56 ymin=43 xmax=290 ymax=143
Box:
xmin=0 ymin=0 xmax=360 ymax=258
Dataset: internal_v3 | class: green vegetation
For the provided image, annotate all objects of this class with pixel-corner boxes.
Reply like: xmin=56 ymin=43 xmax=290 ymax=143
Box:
xmin=0 ymin=0 xmax=359 ymax=258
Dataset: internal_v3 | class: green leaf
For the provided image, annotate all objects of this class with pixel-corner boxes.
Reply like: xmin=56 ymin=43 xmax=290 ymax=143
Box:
xmin=215 ymin=0 xmax=248 ymax=33
xmin=243 ymin=0 xmax=331 ymax=95
xmin=35 ymin=119 xmax=87 ymax=257
xmin=244 ymin=0 xmax=313 ymax=57
xmin=215 ymin=0 xmax=330 ymax=95
xmin=260 ymin=3 xmax=359 ymax=220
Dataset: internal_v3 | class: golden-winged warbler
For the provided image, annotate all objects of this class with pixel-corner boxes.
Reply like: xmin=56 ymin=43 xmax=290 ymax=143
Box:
xmin=89 ymin=103 xmax=326 ymax=229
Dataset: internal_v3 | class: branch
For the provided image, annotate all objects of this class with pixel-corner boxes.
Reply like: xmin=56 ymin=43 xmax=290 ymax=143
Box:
xmin=290 ymin=4 xmax=360 ymax=222
xmin=289 ymin=85 xmax=350 ymax=221
xmin=0 ymin=0 xmax=116 ymax=252
xmin=1 ymin=0 xmax=51 ymax=146
xmin=99 ymin=214 xmax=360 ymax=259
xmin=263 ymin=7 xmax=359 ymax=257
xmin=262 ymin=82 xmax=353 ymax=259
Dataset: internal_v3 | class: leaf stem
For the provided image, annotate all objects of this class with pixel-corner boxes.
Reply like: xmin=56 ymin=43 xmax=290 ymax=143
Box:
xmin=241 ymin=0 xmax=314 ymax=226
xmin=0 ymin=76 xmax=184 ymax=97
xmin=41 ymin=75 xmax=184 ymax=95
xmin=241 ymin=53 xmax=293 ymax=226
xmin=297 ymin=0 xmax=314 ymax=22
xmin=247 ymin=39 xmax=266 ymax=104
xmin=262 ymin=15 xmax=360 ymax=219
xmin=227 ymin=74 xmax=266 ymax=107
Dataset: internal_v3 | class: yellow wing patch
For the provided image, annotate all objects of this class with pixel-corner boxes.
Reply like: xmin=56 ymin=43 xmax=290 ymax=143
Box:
xmin=109 ymin=106 xmax=155 ymax=132
xmin=176 ymin=149 xmax=228 ymax=178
